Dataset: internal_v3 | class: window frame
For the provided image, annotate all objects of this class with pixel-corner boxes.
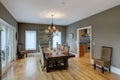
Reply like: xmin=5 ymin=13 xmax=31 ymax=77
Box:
xmin=52 ymin=32 xmax=61 ymax=49
xmin=25 ymin=30 xmax=37 ymax=51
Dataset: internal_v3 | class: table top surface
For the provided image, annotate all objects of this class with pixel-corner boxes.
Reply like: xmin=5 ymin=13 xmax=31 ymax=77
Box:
xmin=45 ymin=53 xmax=75 ymax=59
xmin=45 ymin=52 xmax=68 ymax=59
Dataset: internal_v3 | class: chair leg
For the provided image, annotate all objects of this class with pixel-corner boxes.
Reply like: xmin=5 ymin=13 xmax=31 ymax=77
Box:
xmin=42 ymin=67 xmax=44 ymax=71
xmin=42 ymin=66 xmax=45 ymax=71
xmin=109 ymin=68 xmax=111 ymax=72
xmin=26 ymin=53 xmax=27 ymax=57
xmin=94 ymin=64 xmax=96 ymax=69
xmin=40 ymin=60 xmax=42 ymax=68
xmin=102 ymin=67 xmax=104 ymax=73
xmin=40 ymin=59 xmax=41 ymax=64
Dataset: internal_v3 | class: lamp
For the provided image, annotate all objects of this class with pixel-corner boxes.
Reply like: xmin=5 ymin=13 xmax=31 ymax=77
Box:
xmin=45 ymin=14 xmax=58 ymax=35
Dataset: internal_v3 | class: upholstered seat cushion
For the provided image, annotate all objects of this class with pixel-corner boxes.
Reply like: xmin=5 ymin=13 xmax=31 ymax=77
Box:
xmin=19 ymin=51 xmax=27 ymax=54
xmin=94 ymin=59 xmax=110 ymax=67
xmin=43 ymin=48 xmax=53 ymax=53
xmin=61 ymin=50 xmax=68 ymax=54
xmin=94 ymin=46 xmax=112 ymax=73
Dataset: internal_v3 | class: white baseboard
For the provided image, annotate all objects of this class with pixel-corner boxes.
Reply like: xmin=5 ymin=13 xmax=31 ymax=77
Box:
xmin=111 ymin=66 xmax=120 ymax=75
xmin=90 ymin=59 xmax=94 ymax=64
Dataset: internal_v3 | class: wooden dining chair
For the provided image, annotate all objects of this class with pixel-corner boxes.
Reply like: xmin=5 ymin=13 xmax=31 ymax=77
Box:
xmin=40 ymin=47 xmax=46 ymax=71
xmin=94 ymin=46 xmax=112 ymax=73
xmin=39 ymin=45 xmax=43 ymax=65
xmin=62 ymin=45 xmax=70 ymax=56
xmin=56 ymin=43 xmax=65 ymax=53
xmin=41 ymin=46 xmax=55 ymax=71
xmin=17 ymin=43 xmax=27 ymax=58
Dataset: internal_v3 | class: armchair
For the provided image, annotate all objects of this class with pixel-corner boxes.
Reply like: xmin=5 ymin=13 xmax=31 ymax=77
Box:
xmin=94 ymin=46 xmax=112 ymax=73
xmin=17 ymin=43 xmax=27 ymax=58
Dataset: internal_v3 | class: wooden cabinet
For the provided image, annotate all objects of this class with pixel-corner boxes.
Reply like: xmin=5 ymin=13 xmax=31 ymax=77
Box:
xmin=79 ymin=44 xmax=87 ymax=57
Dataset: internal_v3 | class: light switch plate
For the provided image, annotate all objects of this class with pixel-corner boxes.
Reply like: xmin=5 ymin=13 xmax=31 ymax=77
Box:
xmin=93 ymin=42 xmax=96 ymax=45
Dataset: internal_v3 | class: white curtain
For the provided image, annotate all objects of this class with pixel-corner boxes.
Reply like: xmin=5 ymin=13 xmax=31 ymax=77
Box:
xmin=52 ymin=32 xmax=61 ymax=49
xmin=1 ymin=30 xmax=6 ymax=51
xmin=25 ymin=31 xmax=36 ymax=50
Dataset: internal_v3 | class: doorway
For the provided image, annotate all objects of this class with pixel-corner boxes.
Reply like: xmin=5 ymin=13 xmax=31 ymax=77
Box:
xmin=77 ymin=26 xmax=94 ymax=64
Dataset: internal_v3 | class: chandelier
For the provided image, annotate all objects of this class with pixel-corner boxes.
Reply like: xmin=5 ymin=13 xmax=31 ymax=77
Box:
xmin=45 ymin=14 xmax=58 ymax=35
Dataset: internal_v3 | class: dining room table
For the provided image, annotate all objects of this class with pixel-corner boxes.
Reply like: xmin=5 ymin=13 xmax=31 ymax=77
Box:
xmin=44 ymin=50 xmax=75 ymax=72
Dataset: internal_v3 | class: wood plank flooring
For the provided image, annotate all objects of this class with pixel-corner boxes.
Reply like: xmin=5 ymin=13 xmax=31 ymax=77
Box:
xmin=2 ymin=53 xmax=120 ymax=80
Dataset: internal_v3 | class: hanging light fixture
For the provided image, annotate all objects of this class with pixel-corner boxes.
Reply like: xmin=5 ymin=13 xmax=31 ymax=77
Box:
xmin=44 ymin=14 xmax=58 ymax=49
xmin=45 ymin=14 xmax=58 ymax=35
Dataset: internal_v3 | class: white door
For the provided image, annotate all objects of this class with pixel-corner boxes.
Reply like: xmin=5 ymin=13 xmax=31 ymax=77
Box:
xmin=0 ymin=19 xmax=16 ymax=73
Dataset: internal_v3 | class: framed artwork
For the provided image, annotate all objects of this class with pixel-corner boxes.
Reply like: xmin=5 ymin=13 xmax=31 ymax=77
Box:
xmin=69 ymin=33 xmax=74 ymax=39
xmin=38 ymin=29 xmax=50 ymax=45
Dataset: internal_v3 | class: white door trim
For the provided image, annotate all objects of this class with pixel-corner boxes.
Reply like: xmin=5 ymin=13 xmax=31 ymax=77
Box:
xmin=76 ymin=26 xmax=94 ymax=64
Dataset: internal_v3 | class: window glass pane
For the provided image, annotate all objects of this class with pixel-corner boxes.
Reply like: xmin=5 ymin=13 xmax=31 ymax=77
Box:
xmin=52 ymin=32 xmax=61 ymax=49
xmin=1 ymin=28 xmax=6 ymax=68
xmin=25 ymin=31 xmax=36 ymax=50
xmin=7 ymin=28 xmax=14 ymax=62
xmin=7 ymin=28 xmax=11 ymax=62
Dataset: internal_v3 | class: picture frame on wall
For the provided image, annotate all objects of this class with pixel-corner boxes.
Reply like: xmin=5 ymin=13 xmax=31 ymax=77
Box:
xmin=69 ymin=33 xmax=74 ymax=39
xmin=38 ymin=29 xmax=50 ymax=46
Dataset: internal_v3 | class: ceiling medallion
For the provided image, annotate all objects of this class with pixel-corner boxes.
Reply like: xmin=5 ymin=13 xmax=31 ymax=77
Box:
xmin=39 ymin=9 xmax=65 ymax=19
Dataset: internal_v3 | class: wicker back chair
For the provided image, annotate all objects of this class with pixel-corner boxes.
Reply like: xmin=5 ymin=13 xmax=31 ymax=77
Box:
xmin=94 ymin=46 xmax=112 ymax=73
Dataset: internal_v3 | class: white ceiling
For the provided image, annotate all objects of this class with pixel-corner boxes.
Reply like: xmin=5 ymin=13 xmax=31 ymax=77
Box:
xmin=0 ymin=0 xmax=120 ymax=25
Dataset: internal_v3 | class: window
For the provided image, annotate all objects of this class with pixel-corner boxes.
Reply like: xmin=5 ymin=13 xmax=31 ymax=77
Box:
xmin=52 ymin=32 xmax=61 ymax=49
xmin=25 ymin=30 xmax=36 ymax=50
xmin=1 ymin=29 xmax=6 ymax=68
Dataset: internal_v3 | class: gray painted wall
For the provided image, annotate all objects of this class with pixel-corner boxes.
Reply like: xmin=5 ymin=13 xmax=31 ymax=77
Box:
xmin=0 ymin=2 xmax=17 ymax=29
xmin=66 ymin=5 xmax=120 ymax=68
xmin=18 ymin=23 xmax=66 ymax=52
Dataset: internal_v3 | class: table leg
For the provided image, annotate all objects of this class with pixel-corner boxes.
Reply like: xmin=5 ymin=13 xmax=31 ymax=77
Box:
xmin=46 ymin=59 xmax=50 ymax=72
xmin=64 ymin=58 xmax=68 ymax=69
xmin=26 ymin=52 xmax=27 ymax=57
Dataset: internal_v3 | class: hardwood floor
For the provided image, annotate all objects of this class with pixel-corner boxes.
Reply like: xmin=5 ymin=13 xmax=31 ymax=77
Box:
xmin=2 ymin=53 xmax=120 ymax=80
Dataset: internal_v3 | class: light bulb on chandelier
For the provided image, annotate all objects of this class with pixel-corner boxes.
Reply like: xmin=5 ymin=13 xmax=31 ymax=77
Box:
xmin=45 ymin=14 xmax=59 ymax=35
